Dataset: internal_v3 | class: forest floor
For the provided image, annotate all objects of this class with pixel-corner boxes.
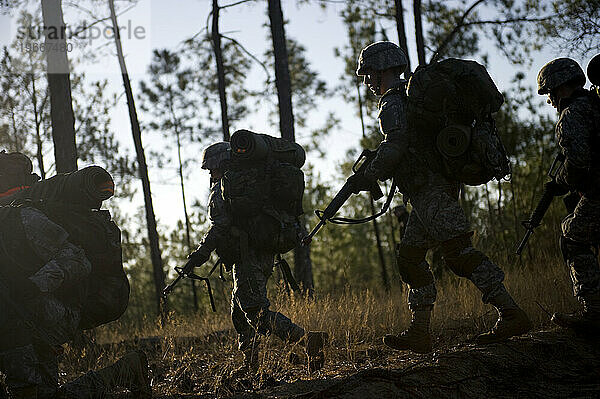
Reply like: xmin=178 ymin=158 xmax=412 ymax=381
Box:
xmin=61 ymin=255 xmax=600 ymax=398
xmin=70 ymin=325 xmax=600 ymax=399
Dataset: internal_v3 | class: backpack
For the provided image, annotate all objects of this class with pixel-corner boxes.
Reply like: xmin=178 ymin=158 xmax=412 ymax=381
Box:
xmin=34 ymin=201 xmax=129 ymax=330
xmin=0 ymin=167 xmax=129 ymax=330
xmin=407 ymin=58 xmax=511 ymax=185
xmin=222 ymin=131 xmax=306 ymax=254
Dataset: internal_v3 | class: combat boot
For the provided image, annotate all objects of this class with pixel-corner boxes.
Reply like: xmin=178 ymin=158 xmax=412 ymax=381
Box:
xmin=97 ymin=350 xmax=151 ymax=399
xmin=383 ymin=306 xmax=432 ymax=354
xmin=552 ymin=295 xmax=600 ymax=333
xmin=475 ymin=288 xmax=532 ymax=344
xmin=300 ymin=331 xmax=328 ymax=371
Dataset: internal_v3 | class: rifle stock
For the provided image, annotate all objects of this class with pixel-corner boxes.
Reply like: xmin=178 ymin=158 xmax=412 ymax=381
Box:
xmin=303 ymin=149 xmax=383 ymax=245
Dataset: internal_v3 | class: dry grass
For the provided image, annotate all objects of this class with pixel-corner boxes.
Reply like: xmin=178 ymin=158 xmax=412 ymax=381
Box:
xmin=59 ymin=253 xmax=578 ymax=397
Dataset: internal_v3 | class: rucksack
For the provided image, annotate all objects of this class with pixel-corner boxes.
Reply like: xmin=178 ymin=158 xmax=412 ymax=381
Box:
xmin=406 ymin=58 xmax=511 ymax=185
xmin=0 ymin=166 xmax=129 ymax=330
xmin=221 ymin=131 xmax=306 ymax=254
xmin=34 ymin=201 xmax=129 ymax=330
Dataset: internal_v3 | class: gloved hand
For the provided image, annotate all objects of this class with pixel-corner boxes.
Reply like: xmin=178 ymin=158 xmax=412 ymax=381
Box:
xmin=544 ymin=180 xmax=569 ymax=197
xmin=183 ymin=250 xmax=209 ymax=272
xmin=347 ymin=173 xmax=375 ymax=194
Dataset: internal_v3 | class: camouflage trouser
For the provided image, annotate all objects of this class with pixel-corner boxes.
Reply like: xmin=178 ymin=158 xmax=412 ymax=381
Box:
xmin=0 ymin=295 xmax=100 ymax=398
xmin=399 ymin=185 xmax=506 ymax=309
xmin=561 ymin=196 xmax=600 ymax=301
xmin=0 ymin=344 xmax=106 ymax=399
xmin=231 ymin=249 xmax=305 ymax=350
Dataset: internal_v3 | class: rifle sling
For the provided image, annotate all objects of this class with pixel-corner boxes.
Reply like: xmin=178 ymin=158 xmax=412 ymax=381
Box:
xmin=318 ymin=179 xmax=397 ymax=225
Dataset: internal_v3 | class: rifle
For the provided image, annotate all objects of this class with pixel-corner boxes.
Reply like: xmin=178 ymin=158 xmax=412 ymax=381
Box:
xmin=162 ymin=259 xmax=221 ymax=312
xmin=303 ymin=148 xmax=393 ymax=245
xmin=516 ymin=153 xmax=566 ymax=255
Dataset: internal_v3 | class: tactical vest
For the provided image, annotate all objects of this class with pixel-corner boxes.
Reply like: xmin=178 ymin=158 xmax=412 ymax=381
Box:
xmin=407 ymin=58 xmax=511 ymax=185
xmin=222 ymin=131 xmax=306 ymax=255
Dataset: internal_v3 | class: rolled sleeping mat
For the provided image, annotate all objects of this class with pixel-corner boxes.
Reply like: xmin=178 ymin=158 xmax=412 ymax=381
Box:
xmin=588 ymin=54 xmax=600 ymax=86
xmin=230 ymin=129 xmax=270 ymax=161
xmin=21 ymin=166 xmax=114 ymax=209
xmin=230 ymin=129 xmax=306 ymax=168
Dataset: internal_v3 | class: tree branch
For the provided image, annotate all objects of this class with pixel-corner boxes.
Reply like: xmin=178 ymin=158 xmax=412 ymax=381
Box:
xmin=220 ymin=0 xmax=255 ymax=9
xmin=429 ymin=0 xmax=486 ymax=64
xmin=461 ymin=15 xmax=554 ymax=27
xmin=220 ymin=34 xmax=272 ymax=84
xmin=65 ymin=2 xmax=137 ymax=39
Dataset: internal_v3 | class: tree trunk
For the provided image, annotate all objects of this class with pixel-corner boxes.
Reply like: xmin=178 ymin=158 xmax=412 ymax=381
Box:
xmin=413 ymin=0 xmax=426 ymax=66
xmin=267 ymin=0 xmax=314 ymax=293
xmin=29 ymin=69 xmax=46 ymax=179
xmin=394 ymin=0 xmax=412 ymax=77
xmin=267 ymin=0 xmax=295 ymax=141
xmin=171 ymin=102 xmax=199 ymax=311
xmin=370 ymin=196 xmax=390 ymax=290
xmin=109 ymin=0 xmax=166 ymax=320
xmin=41 ymin=0 xmax=77 ymax=173
xmin=356 ymin=79 xmax=390 ymax=290
xmin=211 ymin=0 xmax=230 ymax=141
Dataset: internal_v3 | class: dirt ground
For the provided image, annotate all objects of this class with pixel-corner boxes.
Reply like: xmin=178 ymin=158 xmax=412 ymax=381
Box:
xmin=86 ymin=327 xmax=600 ymax=399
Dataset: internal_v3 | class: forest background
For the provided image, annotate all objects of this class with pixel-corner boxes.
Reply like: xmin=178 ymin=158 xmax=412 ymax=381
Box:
xmin=1 ymin=0 xmax=599 ymax=329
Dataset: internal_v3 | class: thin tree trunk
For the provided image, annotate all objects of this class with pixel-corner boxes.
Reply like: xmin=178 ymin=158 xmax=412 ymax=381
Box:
xmin=211 ymin=0 xmax=230 ymax=141
xmin=41 ymin=0 xmax=77 ymax=173
xmin=267 ymin=0 xmax=314 ymax=293
xmin=29 ymin=70 xmax=46 ymax=179
xmin=356 ymin=79 xmax=389 ymax=290
xmin=170 ymin=99 xmax=199 ymax=311
xmin=370 ymin=197 xmax=390 ymax=290
xmin=394 ymin=0 xmax=412 ymax=77
xmin=413 ymin=0 xmax=426 ymax=66
xmin=109 ymin=0 xmax=166 ymax=320
xmin=267 ymin=0 xmax=295 ymax=141
xmin=9 ymin=105 xmax=22 ymax=152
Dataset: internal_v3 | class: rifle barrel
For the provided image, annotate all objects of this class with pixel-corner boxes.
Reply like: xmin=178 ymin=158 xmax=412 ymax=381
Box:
xmin=516 ymin=229 xmax=533 ymax=255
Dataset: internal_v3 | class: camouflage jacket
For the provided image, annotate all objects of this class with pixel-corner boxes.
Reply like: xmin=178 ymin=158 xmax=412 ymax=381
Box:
xmin=364 ymin=80 xmax=410 ymax=182
xmin=364 ymin=80 xmax=431 ymax=194
xmin=0 ymin=205 xmax=91 ymax=348
xmin=194 ymin=180 xmax=232 ymax=259
xmin=555 ymin=89 xmax=600 ymax=194
xmin=0 ymin=206 xmax=91 ymax=298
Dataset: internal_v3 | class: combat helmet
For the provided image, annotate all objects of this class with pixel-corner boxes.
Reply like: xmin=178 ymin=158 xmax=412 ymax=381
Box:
xmin=537 ymin=58 xmax=586 ymax=95
xmin=0 ymin=151 xmax=38 ymax=194
xmin=356 ymin=41 xmax=407 ymax=76
xmin=201 ymin=142 xmax=231 ymax=170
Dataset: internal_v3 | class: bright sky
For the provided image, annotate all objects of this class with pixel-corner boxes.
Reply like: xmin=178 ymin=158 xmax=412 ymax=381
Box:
xmin=0 ymin=0 xmax=593 ymax=230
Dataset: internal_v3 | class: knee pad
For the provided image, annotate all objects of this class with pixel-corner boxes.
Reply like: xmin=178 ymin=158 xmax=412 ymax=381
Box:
xmin=440 ymin=232 xmax=487 ymax=278
xmin=560 ymin=236 xmax=595 ymax=263
xmin=395 ymin=243 xmax=433 ymax=288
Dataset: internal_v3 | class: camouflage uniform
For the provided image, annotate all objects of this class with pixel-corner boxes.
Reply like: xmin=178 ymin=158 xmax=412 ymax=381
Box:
xmin=363 ymin=80 xmax=512 ymax=311
xmin=536 ymin=58 xmax=600 ymax=324
xmin=0 ymin=206 xmax=108 ymax=398
xmin=554 ymin=90 xmax=600 ymax=302
xmin=193 ymin=180 xmax=305 ymax=351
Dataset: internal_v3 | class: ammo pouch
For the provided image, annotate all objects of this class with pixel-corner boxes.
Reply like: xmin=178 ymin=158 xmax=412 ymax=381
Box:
xmin=216 ymin=227 xmax=242 ymax=269
xmin=240 ymin=210 xmax=300 ymax=255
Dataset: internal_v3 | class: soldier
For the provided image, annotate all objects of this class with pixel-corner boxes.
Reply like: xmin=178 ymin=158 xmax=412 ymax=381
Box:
xmin=0 ymin=151 xmax=150 ymax=398
xmin=352 ymin=41 xmax=531 ymax=353
xmin=185 ymin=142 xmax=326 ymax=371
xmin=537 ymin=58 xmax=600 ymax=332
